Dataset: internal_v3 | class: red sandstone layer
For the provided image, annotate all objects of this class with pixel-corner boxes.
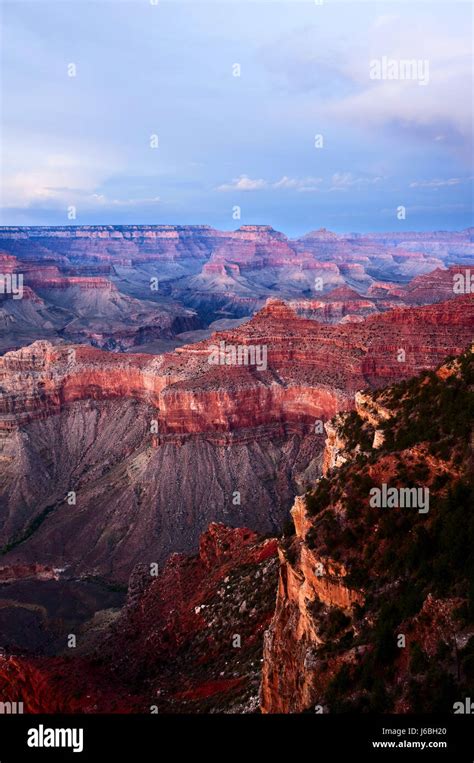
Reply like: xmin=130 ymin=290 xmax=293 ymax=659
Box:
xmin=0 ymin=296 xmax=472 ymax=440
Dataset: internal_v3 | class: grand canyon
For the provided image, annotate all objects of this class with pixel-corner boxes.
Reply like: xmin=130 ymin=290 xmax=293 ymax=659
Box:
xmin=0 ymin=224 xmax=472 ymax=715
xmin=1 ymin=4 xmax=472 ymax=759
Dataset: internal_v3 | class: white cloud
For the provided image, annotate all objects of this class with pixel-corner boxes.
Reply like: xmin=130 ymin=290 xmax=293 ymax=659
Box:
xmin=0 ymin=140 xmax=163 ymax=211
xmin=273 ymin=176 xmax=322 ymax=192
xmin=324 ymin=79 xmax=471 ymax=146
xmin=261 ymin=14 xmax=472 ymax=151
xmin=329 ymin=173 xmax=382 ymax=192
xmin=327 ymin=18 xmax=471 ymax=147
xmin=0 ymin=146 xmax=116 ymax=208
xmin=217 ymin=175 xmax=322 ymax=192
xmin=1 ymin=160 xmax=160 ymax=211
xmin=91 ymin=194 xmax=160 ymax=207
xmin=409 ymin=178 xmax=465 ymax=189
xmin=217 ymin=175 xmax=268 ymax=192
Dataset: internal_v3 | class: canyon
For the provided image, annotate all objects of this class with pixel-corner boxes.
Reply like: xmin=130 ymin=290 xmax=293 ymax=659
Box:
xmin=0 ymin=225 xmax=472 ymax=353
xmin=0 ymin=295 xmax=472 ymax=582
xmin=0 ymin=349 xmax=471 ymax=714
xmin=0 ymin=223 xmax=472 ymax=715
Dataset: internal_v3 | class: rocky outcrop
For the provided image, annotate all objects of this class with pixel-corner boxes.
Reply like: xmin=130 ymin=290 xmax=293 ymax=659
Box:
xmin=0 ymin=270 xmax=201 ymax=354
xmin=261 ymin=349 xmax=474 ymax=713
xmin=290 ymin=286 xmax=379 ymax=323
xmin=260 ymin=495 xmax=364 ymax=713
xmin=96 ymin=522 xmax=279 ymax=712
xmin=402 ymin=266 xmax=471 ymax=304
xmin=322 ymin=418 xmax=349 ymax=474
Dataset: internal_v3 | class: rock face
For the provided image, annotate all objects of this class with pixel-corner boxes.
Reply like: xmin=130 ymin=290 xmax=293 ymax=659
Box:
xmin=289 ymin=287 xmax=379 ymax=323
xmin=261 ymin=349 xmax=474 ymax=713
xmin=402 ymin=266 xmax=472 ymax=304
xmin=260 ymin=496 xmax=364 ymax=713
xmin=98 ymin=523 xmax=279 ymax=713
xmin=322 ymin=419 xmax=349 ymax=474
xmin=0 ymin=296 xmax=472 ymax=580
xmin=0 ymin=294 xmax=471 ymax=442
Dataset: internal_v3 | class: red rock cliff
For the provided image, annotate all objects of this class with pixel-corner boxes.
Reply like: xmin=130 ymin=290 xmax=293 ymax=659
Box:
xmin=1 ymin=296 xmax=472 ymax=441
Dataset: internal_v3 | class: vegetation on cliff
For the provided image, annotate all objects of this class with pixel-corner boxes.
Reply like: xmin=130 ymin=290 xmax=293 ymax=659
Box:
xmin=297 ymin=348 xmax=474 ymax=712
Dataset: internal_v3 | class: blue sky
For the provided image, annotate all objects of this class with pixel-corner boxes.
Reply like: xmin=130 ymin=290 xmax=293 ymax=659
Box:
xmin=1 ymin=0 xmax=472 ymax=235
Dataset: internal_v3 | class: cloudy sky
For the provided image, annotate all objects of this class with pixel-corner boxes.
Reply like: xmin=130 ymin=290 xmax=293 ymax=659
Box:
xmin=1 ymin=0 xmax=472 ymax=235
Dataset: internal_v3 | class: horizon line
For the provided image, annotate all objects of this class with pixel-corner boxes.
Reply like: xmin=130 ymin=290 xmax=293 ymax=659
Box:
xmin=0 ymin=223 xmax=472 ymax=239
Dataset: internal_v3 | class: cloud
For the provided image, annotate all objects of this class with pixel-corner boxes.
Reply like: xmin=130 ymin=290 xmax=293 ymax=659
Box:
xmin=260 ymin=13 xmax=472 ymax=151
xmin=273 ymin=176 xmax=323 ymax=192
xmin=1 ymin=167 xmax=160 ymax=212
xmin=218 ymin=173 xmax=386 ymax=195
xmin=409 ymin=178 xmax=466 ymax=189
xmin=217 ymin=175 xmax=268 ymax=192
xmin=90 ymin=194 xmax=160 ymax=207
xmin=324 ymin=79 xmax=471 ymax=148
xmin=329 ymin=173 xmax=382 ymax=192
xmin=329 ymin=20 xmax=471 ymax=149
xmin=0 ymin=139 xmax=164 ymax=213
xmin=1 ymin=2 xmax=471 ymax=230
xmin=1 ymin=148 xmax=116 ymax=208
xmin=217 ymin=175 xmax=322 ymax=192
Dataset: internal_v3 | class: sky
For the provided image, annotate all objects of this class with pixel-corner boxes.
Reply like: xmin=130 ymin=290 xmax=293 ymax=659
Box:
xmin=1 ymin=0 xmax=472 ymax=236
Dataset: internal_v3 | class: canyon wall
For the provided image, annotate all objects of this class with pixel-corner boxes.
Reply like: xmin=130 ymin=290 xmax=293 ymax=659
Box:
xmin=0 ymin=296 xmax=472 ymax=580
xmin=261 ymin=350 xmax=473 ymax=713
